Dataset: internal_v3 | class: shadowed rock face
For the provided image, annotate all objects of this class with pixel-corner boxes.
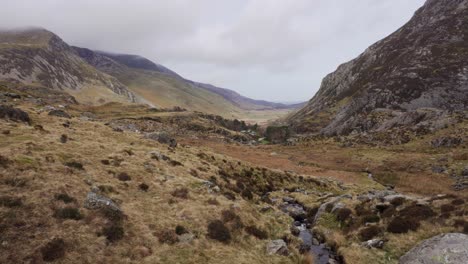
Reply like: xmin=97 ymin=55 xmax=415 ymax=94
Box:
xmin=288 ymin=0 xmax=468 ymax=135
xmin=399 ymin=233 xmax=468 ymax=264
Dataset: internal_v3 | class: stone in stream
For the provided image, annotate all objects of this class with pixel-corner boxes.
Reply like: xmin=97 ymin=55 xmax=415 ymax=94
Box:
xmin=399 ymin=233 xmax=468 ymax=264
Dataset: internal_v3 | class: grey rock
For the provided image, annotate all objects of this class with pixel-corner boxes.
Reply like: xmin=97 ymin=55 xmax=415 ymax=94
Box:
xmin=145 ymin=132 xmax=177 ymax=148
xmin=48 ymin=109 xmax=71 ymax=119
xmin=266 ymin=239 xmax=289 ymax=256
xmin=400 ymin=233 xmax=468 ymax=264
xmin=362 ymin=239 xmax=385 ymax=249
xmin=84 ymin=188 xmax=121 ymax=212
xmin=178 ymin=233 xmax=195 ymax=244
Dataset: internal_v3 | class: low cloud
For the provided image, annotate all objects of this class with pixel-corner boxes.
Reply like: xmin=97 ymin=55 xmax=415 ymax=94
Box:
xmin=0 ymin=0 xmax=425 ymax=101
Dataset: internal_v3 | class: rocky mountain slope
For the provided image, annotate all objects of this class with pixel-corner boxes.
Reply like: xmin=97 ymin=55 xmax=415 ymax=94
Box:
xmin=78 ymin=48 xmax=301 ymax=111
xmin=0 ymin=28 xmax=301 ymax=119
xmin=288 ymin=0 xmax=468 ymax=137
xmin=0 ymin=28 xmax=135 ymax=104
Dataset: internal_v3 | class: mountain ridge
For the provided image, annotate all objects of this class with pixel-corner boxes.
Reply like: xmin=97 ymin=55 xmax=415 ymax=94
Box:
xmin=287 ymin=0 xmax=468 ymax=137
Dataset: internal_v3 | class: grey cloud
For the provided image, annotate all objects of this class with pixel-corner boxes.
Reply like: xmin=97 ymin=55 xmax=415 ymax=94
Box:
xmin=0 ymin=0 xmax=425 ymax=101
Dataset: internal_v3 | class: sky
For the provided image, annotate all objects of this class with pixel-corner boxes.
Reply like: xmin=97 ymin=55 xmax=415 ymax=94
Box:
xmin=0 ymin=0 xmax=425 ymax=102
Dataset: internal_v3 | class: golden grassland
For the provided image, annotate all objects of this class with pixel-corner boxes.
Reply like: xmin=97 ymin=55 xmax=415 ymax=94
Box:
xmin=0 ymin=103 xmax=318 ymax=264
xmin=0 ymin=99 xmax=466 ymax=264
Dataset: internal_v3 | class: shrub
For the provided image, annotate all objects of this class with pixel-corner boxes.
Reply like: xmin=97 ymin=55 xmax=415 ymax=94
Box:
xmin=54 ymin=193 xmax=76 ymax=204
xmin=361 ymin=214 xmax=380 ymax=224
xmin=53 ymin=207 xmax=83 ymax=220
xmin=175 ymin=225 xmax=188 ymax=235
xmin=171 ymin=188 xmax=189 ymax=199
xmin=64 ymin=161 xmax=84 ymax=170
xmin=441 ymin=204 xmax=455 ymax=213
xmin=100 ymin=207 xmax=124 ymax=224
xmin=221 ymin=209 xmax=243 ymax=230
xmin=207 ymin=220 xmax=231 ymax=243
xmin=0 ymin=155 xmax=10 ymax=168
xmin=451 ymin=199 xmax=465 ymax=206
xmin=390 ymin=197 xmax=406 ymax=207
xmin=207 ymin=198 xmax=220 ymax=205
xmin=102 ymin=225 xmax=124 ymax=242
xmin=139 ymin=183 xmax=149 ymax=191
xmin=245 ymin=225 xmax=268 ymax=239
xmin=98 ymin=185 xmax=115 ymax=193
xmin=387 ymin=217 xmax=419 ymax=233
xmin=381 ymin=206 xmax=396 ymax=218
xmin=41 ymin=238 xmax=65 ymax=262
xmin=241 ymin=188 xmax=253 ymax=200
xmin=359 ymin=226 xmax=382 ymax=241
xmin=223 ymin=191 xmax=236 ymax=201
xmin=355 ymin=202 xmax=372 ymax=216
xmin=117 ymin=172 xmax=131 ymax=181
xmin=334 ymin=208 xmax=352 ymax=222
xmin=399 ymin=204 xmax=435 ymax=221
xmin=4 ymin=177 xmax=27 ymax=187
xmin=157 ymin=229 xmax=178 ymax=244
xmin=0 ymin=196 xmax=22 ymax=207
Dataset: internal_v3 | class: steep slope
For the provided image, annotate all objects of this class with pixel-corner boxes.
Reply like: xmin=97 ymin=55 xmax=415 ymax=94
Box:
xmin=0 ymin=28 xmax=135 ymax=104
xmin=91 ymin=50 xmax=300 ymax=111
xmin=75 ymin=47 xmax=301 ymax=116
xmin=288 ymin=0 xmax=468 ymax=136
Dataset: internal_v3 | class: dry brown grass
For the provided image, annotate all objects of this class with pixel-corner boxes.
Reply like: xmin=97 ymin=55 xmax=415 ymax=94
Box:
xmin=0 ymin=103 xmax=303 ymax=264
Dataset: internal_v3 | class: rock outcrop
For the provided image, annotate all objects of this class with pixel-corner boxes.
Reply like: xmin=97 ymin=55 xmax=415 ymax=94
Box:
xmin=288 ymin=0 xmax=468 ymax=137
xmin=400 ymin=233 xmax=468 ymax=264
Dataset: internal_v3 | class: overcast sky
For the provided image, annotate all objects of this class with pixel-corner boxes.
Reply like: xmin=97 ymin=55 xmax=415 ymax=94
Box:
xmin=1 ymin=0 xmax=425 ymax=102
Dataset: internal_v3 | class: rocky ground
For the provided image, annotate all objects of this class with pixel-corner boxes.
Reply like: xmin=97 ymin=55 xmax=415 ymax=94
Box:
xmin=0 ymin=84 xmax=467 ymax=264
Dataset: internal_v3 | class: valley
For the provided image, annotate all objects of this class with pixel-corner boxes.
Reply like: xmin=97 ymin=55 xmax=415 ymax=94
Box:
xmin=1 ymin=0 xmax=467 ymax=263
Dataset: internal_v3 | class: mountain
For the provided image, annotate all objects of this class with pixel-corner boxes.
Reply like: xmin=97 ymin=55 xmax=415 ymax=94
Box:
xmin=287 ymin=0 xmax=468 ymax=136
xmin=0 ymin=27 xmax=136 ymax=104
xmin=0 ymin=28 xmax=301 ymax=119
xmin=89 ymin=50 xmax=302 ymax=111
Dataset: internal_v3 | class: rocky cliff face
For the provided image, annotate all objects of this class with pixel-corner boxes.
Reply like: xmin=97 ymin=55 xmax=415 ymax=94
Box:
xmin=0 ymin=28 xmax=136 ymax=102
xmin=288 ymin=0 xmax=468 ymax=136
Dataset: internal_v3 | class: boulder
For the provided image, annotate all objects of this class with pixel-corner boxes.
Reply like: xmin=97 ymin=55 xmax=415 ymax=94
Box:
xmin=84 ymin=187 xmax=121 ymax=212
xmin=266 ymin=239 xmax=289 ymax=256
xmin=48 ymin=109 xmax=71 ymax=119
xmin=0 ymin=105 xmax=30 ymax=124
xmin=145 ymin=132 xmax=177 ymax=148
xmin=400 ymin=233 xmax=468 ymax=264
xmin=362 ymin=239 xmax=385 ymax=249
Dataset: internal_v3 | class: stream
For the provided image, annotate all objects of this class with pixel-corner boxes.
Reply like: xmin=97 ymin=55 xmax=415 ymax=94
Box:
xmin=278 ymin=196 xmax=341 ymax=264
